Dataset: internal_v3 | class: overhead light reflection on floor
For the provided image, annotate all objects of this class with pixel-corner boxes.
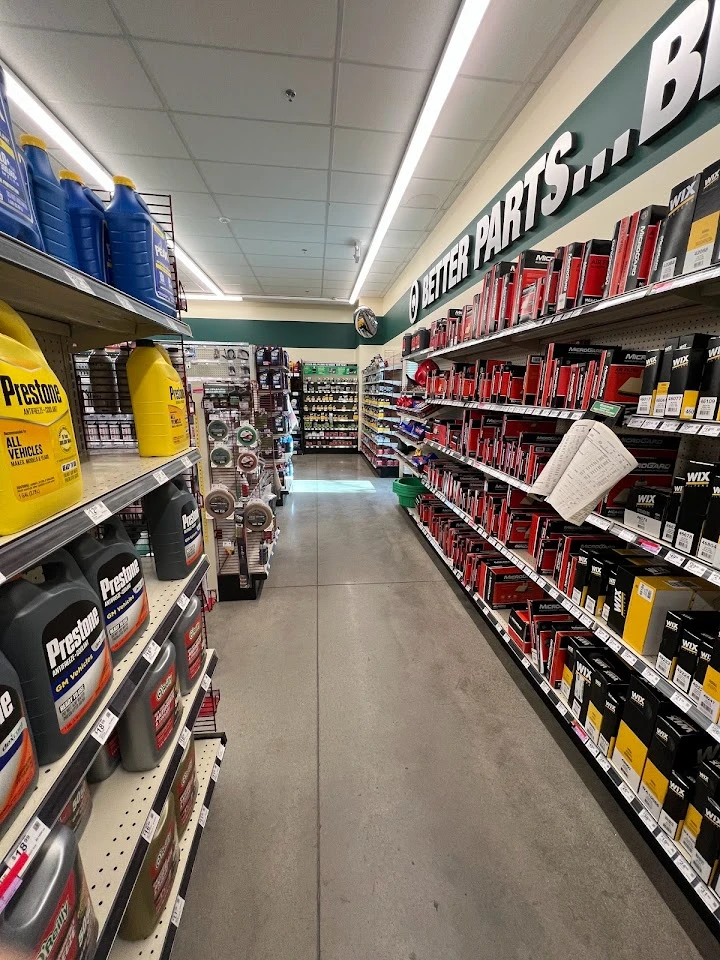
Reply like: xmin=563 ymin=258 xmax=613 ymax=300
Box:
xmin=292 ymin=480 xmax=375 ymax=493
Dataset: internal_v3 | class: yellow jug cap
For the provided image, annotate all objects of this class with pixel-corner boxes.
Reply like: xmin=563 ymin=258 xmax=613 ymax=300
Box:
xmin=113 ymin=175 xmax=136 ymax=189
xmin=59 ymin=170 xmax=83 ymax=183
xmin=19 ymin=134 xmax=46 ymax=149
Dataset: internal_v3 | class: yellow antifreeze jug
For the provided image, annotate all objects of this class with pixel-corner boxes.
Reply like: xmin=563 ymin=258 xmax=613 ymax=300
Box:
xmin=126 ymin=340 xmax=189 ymax=457
xmin=0 ymin=301 xmax=82 ymax=535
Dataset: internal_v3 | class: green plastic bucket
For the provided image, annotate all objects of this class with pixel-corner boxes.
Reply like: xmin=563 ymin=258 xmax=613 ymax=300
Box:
xmin=392 ymin=475 xmax=425 ymax=508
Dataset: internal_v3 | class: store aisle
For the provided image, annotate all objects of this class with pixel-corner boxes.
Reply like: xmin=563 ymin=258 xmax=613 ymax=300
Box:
xmin=174 ymin=454 xmax=720 ymax=960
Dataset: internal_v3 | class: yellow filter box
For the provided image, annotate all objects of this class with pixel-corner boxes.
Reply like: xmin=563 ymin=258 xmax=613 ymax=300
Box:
xmin=690 ymin=798 xmax=720 ymax=884
xmin=612 ymin=677 xmax=666 ymax=793
xmin=585 ymin=663 xmax=627 ymax=745
xmin=638 ymin=714 xmax=703 ymax=821
xmin=659 ymin=769 xmax=696 ymax=841
xmin=699 ymin=639 xmax=720 ymax=723
xmin=678 ymin=759 xmax=720 ymax=857
xmin=622 ymin=575 xmax=695 ymax=656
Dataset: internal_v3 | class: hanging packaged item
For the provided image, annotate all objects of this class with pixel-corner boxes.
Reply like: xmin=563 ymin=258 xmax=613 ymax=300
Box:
xmin=106 ymin=176 xmax=176 ymax=316
xmin=205 ymin=484 xmax=235 ymax=521
xmin=0 ymin=549 xmax=113 ymax=764
xmin=118 ymin=639 xmax=180 ymax=771
xmin=60 ymin=171 xmax=108 ymax=282
xmin=119 ymin=796 xmax=179 ymax=941
xmin=19 ymin=136 xmax=77 ymax=268
xmin=88 ymin=347 xmax=119 ymax=414
xmin=0 ymin=824 xmax=98 ymax=960
xmin=244 ymin=499 xmax=274 ymax=532
xmin=58 ymin=778 xmax=92 ymax=839
xmin=87 ymin=731 xmax=120 ymax=783
xmin=0 ymin=68 xmax=44 ymax=251
xmin=68 ymin=515 xmax=149 ymax=664
xmin=143 ymin=478 xmax=204 ymax=581
xmin=209 ymin=444 xmax=232 ymax=468
xmin=0 ymin=651 xmax=38 ymax=837
xmin=169 ymin=593 xmax=204 ymax=695
xmin=207 ymin=419 xmax=229 ymax=442
xmin=236 ymin=424 xmax=258 ymax=446
xmin=172 ymin=734 xmax=197 ymax=837
xmin=0 ymin=300 xmax=83 ymax=535
xmin=126 ymin=340 xmax=190 ymax=457
xmin=237 ymin=450 xmax=259 ymax=473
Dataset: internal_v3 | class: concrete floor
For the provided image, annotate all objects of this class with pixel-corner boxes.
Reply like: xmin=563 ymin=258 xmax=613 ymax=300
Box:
xmin=174 ymin=453 xmax=720 ymax=960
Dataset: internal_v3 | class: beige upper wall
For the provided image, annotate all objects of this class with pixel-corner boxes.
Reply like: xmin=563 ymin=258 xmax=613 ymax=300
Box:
xmin=380 ymin=0 xmax=676 ymax=347
xmin=183 ymin=297 xmax=383 ymax=323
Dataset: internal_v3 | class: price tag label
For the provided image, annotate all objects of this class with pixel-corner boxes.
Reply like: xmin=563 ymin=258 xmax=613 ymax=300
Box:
xmin=540 ymin=409 xmax=552 ymax=417
xmin=559 ymin=410 xmax=572 ymax=419
xmin=672 ymin=690 xmax=693 ymax=712
xmin=91 ymin=707 xmax=117 ymax=745
xmin=201 ymin=673 xmax=212 ymax=692
xmin=665 ymin=551 xmax=686 ymax=566
xmin=211 ymin=762 xmax=220 ymax=782
xmin=540 ymin=680 xmax=551 ymax=694
xmin=548 ymin=587 xmax=559 ymax=599
xmin=585 ymin=740 xmax=599 ymax=757
xmin=177 ymin=593 xmax=190 ymax=611
xmin=141 ymin=809 xmax=160 ymax=843
xmin=7 ymin=818 xmax=50 ymax=874
xmin=593 ymin=516 xmax=611 ymax=530
xmin=701 ymin=424 xmax=720 ymax=437
xmin=556 ymin=701 xmax=568 ymax=716
xmin=607 ymin=637 xmax=622 ymax=652
xmin=64 ymin=269 xmax=94 ymax=295
xmin=580 ymin=614 xmax=593 ymax=627
xmin=529 ymin=572 xmax=540 ymax=583
xmin=596 ymin=628 xmax=610 ymax=641
xmin=85 ymin=501 xmax=112 ymax=525
xmin=153 ymin=469 xmax=168 ymax=485
xmin=698 ymin=886 xmax=720 ymax=913
xmin=217 ymin=742 xmax=225 ymax=761
xmin=614 ymin=527 xmax=636 ymax=542
xmin=674 ymin=856 xmax=697 ymax=883
xmin=660 ymin=420 xmax=679 ymax=431
xmin=642 ymin=667 xmax=660 ymax=687
xmin=685 ymin=560 xmax=707 ymax=577
xmin=626 ymin=417 xmax=643 ymax=429
xmin=708 ymin=571 xmax=720 ymax=587
xmin=115 ymin=292 xmax=137 ymax=313
xmin=178 ymin=727 xmax=191 ymax=750
xmin=639 ymin=808 xmax=657 ymax=831
xmin=143 ymin=640 xmax=161 ymax=664
xmin=656 ymin=832 xmax=677 ymax=857
xmin=199 ymin=806 xmax=209 ymax=828
xmin=708 ymin=723 xmax=720 ymax=742
xmin=597 ymin=755 xmax=611 ymax=772
xmin=680 ymin=423 xmax=702 ymax=434
xmin=171 ymin=895 xmax=185 ymax=927
xmin=618 ymin=782 xmax=635 ymax=803
xmin=621 ymin=649 xmax=638 ymax=666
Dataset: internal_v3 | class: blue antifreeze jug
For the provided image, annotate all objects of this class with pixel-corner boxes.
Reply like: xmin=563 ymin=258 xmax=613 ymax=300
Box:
xmin=106 ymin=176 xmax=176 ymax=316
xmin=0 ymin=68 xmax=44 ymax=251
xmin=20 ymin=135 xmax=77 ymax=267
xmin=60 ymin=170 xmax=107 ymax=282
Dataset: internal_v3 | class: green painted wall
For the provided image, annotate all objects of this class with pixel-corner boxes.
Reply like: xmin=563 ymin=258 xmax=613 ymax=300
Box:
xmin=376 ymin=0 xmax=720 ymax=344
xmin=186 ymin=316 xmax=358 ymax=348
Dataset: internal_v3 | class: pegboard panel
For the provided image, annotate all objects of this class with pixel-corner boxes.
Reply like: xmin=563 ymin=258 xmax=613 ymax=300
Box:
xmin=35 ymin=327 xmax=88 ymax=459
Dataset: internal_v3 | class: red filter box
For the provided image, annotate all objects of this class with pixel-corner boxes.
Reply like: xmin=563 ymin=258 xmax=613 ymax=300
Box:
xmin=556 ymin=242 xmax=585 ymax=311
xmin=596 ymin=348 xmax=646 ymax=403
xmin=510 ymin=250 xmax=554 ymax=326
xmin=483 ymin=566 xmax=546 ymax=609
xmin=548 ymin=631 xmax=594 ymax=687
xmin=576 ymin=240 xmax=612 ymax=305
xmin=508 ymin=609 xmax=532 ymax=653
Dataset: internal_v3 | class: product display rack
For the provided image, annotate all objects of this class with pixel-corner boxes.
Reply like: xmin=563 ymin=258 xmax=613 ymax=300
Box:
xmin=361 ymin=361 xmax=401 ymax=476
xmin=404 ymin=506 xmax=720 ymax=934
xmin=302 ymin=362 xmax=359 ymax=452
xmin=257 ymin=346 xmax=295 ymax=498
xmin=81 ymin=648 xmax=219 ymax=959
xmin=289 ymin=362 xmax=304 ymax=454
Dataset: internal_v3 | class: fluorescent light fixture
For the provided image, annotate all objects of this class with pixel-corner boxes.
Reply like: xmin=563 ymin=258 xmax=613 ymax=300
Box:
xmin=2 ymin=62 xmax=224 ymax=297
xmin=349 ymin=0 xmax=491 ymax=303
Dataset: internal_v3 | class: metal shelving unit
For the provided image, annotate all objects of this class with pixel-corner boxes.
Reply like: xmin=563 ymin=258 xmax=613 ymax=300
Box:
xmin=302 ymin=362 xmax=359 ymax=453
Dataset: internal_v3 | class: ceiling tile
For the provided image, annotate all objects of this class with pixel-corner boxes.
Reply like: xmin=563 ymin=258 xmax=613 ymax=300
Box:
xmin=461 ymin=0 xmax=590 ymax=84
xmin=0 ymin=29 xmax=160 ymax=108
xmin=433 ymin=77 xmax=522 ymax=140
xmin=230 ymin=221 xmax=326 ymax=243
xmin=174 ymin=115 xmax=330 ymax=168
xmin=441 ymin=182 xmax=468 ymax=209
xmin=390 ymin=206 xmax=435 ymax=230
xmin=200 ymin=162 xmax=327 ymax=200
xmin=53 ymin=104 xmax=188 ymax=160
xmin=373 ymin=246 xmax=408 ymax=264
xmin=174 ymin=216 xmax=233 ymax=237
xmin=214 ymin=279 xmax=263 ymax=294
xmin=237 ymin=239 xmax=325 ymax=257
xmin=330 ymin=171 xmax=390 ymax=205
xmin=137 ymin=41 xmax=333 ymax=123
xmin=168 ymin=192 xmax=221 ymax=218
xmin=0 ymin=0 xmax=120 ymax=32
xmin=268 ymin=284 xmax=323 ymax=295
xmin=325 ymin=258 xmax=361 ymax=271
xmin=413 ymin=136 xmax=485 ymax=181
xmin=103 ymin=156 xmax=207 ymax=192
xmin=254 ymin=267 xmax=323 ymax=279
xmin=217 ymin=285 xmax=246 ymax=295
xmin=192 ymin=252 xmax=253 ymax=272
xmin=245 ymin=254 xmax=324 ymax=268
xmin=341 ymin=0 xmax=456 ymax=70
xmin=323 ymin=268 xmax=357 ymax=280
xmin=382 ymin=229 xmax=425 ymax=248
xmin=322 ymin=280 xmax=353 ymax=291
xmin=181 ymin=236 xmax=241 ymax=254
xmin=332 ymin=128 xmax=403 ymax=176
xmin=324 ymin=243 xmax=360 ymax=260
xmin=366 ymin=262 xmax=397 ymax=277
xmin=336 ymin=64 xmax=427 ymax=134
xmin=114 ymin=0 xmax=337 ymax=57
xmin=327 ymin=202 xmax=378 ymax=228
xmin=218 ymin=196 xmax=326 ymax=223
xmin=401 ymin=177 xmax=455 ymax=208
xmin=325 ymin=225 xmax=372 ymax=245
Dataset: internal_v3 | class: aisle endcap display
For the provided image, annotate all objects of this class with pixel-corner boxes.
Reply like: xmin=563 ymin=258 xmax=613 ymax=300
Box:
xmin=302 ymin=361 xmax=358 ymax=452
xmin=361 ymin=358 xmax=400 ymax=476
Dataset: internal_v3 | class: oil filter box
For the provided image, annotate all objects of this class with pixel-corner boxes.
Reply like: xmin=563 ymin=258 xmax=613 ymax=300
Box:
xmin=638 ymin=713 xmax=704 ymax=820
xmin=683 ymin=159 xmax=720 ymax=274
xmin=690 ymin=797 xmax=720 ymax=882
xmin=659 ymin=768 xmax=696 ymax=840
xmin=671 ymin=627 xmax=710 ymax=694
xmin=697 ymin=337 xmax=720 ymax=421
xmin=697 ymin=470 xmax=720 ymax=566
xmin=636 ymin=349 xmax=663 ymax=416
xmin=598 ymin=689 xmax=624 ymax=759
xmin=665 ymin=333 xmax=711 ymax=419
xmin=656 ymin=610 xmax=720 ymax=679
xmin=674 ymin=461 xmax=716 ymax=554
xmin=624 ymin=205 xmax=667 ymax=290
xmin=698 ymin=638 xmax=720 ymax=723
xmin=612 ymin=676 xmax=667 ymax=792
xmin=690 ymin=639 xmax=715 ymax=705
xmin=661 ymin=477 xmax=685 ymax=544
xmin=651 ymin=173 xmax=701 ymax=282
xmin=651 ymin=338 xmax=680 ymax=417
xmin=623 ymin=574 xmax=697 ymax=657
xmin=624 ymin=486 xmax=671 ymax=538
xmin=680 ymin=759 xmax=720 ymax=856
xmin=569 ymin=653 xmax=614 ymax=725
xmin=585 ymin=662 xmax=628 ymax=745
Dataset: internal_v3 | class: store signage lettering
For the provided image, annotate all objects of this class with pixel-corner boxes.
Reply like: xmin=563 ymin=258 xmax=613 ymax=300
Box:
xmin=409 ymin=0 xmax=720 ymax=323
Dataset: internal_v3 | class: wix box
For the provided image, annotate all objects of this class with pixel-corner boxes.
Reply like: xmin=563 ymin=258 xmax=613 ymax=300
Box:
xmin=665 ymin=333 xmax=711 ymax=419
xmin=651 ymin=173 xmax=701 ymax=282
xmin=613 ymin=677 xmax=667 ymax=792
xmin=690 ymin=639 xmax=715 ymax=706
xmin=697 ymin=471 xmax=720 ymax=567
xmin=598 ymin=690 xmax=623 ymax=758
xmin=679 ymin=759 xmax=720 ymax=857
xmin=639 ymin=713 xmax=704 ymax=821
xmin=585 ymin=663 xmax=628 ymax=744
xmin=659 ymin=768 xmax=696 ymax=840
xmin=674 ymin=461 xmax=715 ymax=555
xmin=691 ymin=797 xmax=720 ymax=883
xmin=697 ymin=337 xmax=720 ymax=421
xmin=637 ymin=349 xmax=664 ymax=416
xmin=624 ymin=486 xmax=672 ymax=538
xmin=684 ymin=159 xmax=720 ymax=274
xmin=652 ymin=338 xmax=680 ymax=417
xmin=661 ymin=477 xmax=686 ymax=545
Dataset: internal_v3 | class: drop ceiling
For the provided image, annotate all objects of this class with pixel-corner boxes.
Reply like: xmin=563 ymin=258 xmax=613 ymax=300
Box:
xmin=0 ymin=0 xmax=599 ymax=301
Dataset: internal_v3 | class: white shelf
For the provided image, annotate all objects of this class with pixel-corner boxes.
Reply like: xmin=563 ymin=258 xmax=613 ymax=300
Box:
xmin=108 ymin=736 xmax=224 ymax=960
xmin=80 ymin=650 xmax=218 ymax=956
